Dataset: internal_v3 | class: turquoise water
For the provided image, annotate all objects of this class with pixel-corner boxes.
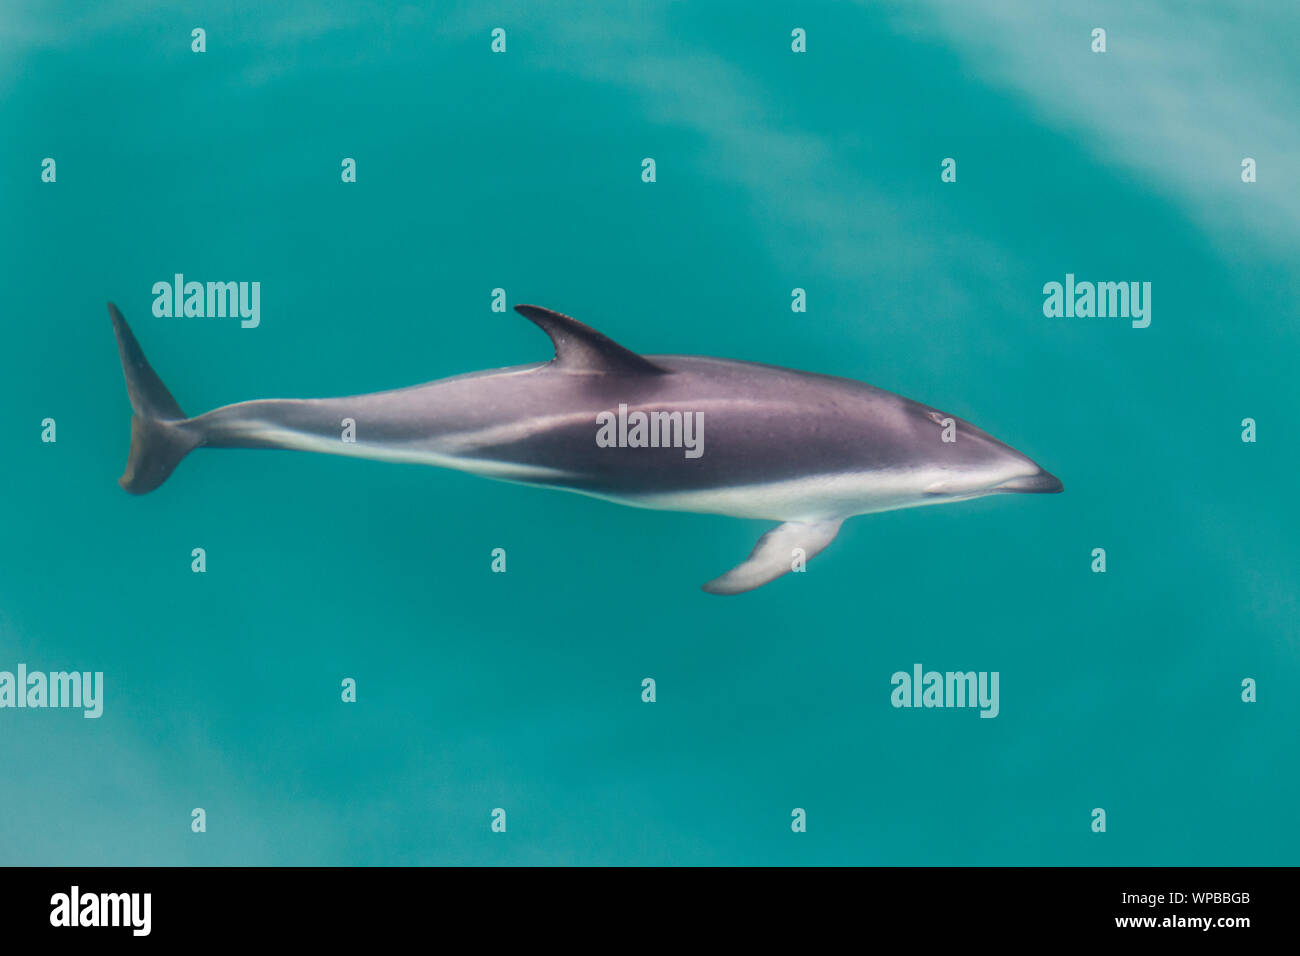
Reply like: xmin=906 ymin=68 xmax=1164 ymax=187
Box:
xmin=2 ymin=1 xmax=1297 ymax=865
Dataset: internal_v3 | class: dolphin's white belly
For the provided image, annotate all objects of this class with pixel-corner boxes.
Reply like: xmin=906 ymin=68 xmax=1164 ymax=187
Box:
xmin=585 ymin=469 xmax=951 ymax=522
xmin=237 ymin=418 xmax=970 ymax=522
xmin=224 ymin=422 xmax=575 ymax=483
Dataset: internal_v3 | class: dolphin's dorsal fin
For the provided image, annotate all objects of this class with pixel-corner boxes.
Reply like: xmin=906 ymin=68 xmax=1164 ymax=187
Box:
xmin=514 ymin=305 xmax=668 ymax=375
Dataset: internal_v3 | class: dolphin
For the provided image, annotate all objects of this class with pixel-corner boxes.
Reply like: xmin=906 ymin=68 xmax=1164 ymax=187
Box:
xmin=108 ymin=302 xmax=1062 ymax=594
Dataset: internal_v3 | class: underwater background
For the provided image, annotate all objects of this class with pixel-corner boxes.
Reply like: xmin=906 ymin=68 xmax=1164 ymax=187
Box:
xmin=2 ymin=0 xmax=1297 ymax=865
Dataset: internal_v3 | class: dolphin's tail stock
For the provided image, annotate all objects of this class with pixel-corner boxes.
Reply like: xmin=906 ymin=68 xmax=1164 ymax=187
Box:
xmin=108 ymin=303 xmax=202 ymax=494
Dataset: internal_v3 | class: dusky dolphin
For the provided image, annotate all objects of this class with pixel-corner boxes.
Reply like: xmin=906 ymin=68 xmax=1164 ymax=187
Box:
xmin=108 ymin=302 xmax=1062 ymax=594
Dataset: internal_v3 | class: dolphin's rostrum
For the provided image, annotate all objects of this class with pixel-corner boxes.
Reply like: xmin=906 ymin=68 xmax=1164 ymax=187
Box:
xmin=108 ymin=302 xmax=1062 ymax=594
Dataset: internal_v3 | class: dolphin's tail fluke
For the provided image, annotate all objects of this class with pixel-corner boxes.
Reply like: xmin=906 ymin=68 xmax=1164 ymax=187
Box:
xmin=109 ymin=302 xmax=201 ymax=494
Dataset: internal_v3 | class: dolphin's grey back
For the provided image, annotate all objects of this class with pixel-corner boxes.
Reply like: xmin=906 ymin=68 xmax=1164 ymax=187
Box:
xmin=424 ymin=355 xmax=942 ymax=495
xmin=192 ymin=353 xmax=1000 ymax=500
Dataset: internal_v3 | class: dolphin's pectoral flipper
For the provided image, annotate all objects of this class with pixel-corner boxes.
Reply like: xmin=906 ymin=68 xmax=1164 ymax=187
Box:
xmin=514 ymin=304 xmax=669 ymax=376
xmin=702 ymin=519 xmax=845 ymax=595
